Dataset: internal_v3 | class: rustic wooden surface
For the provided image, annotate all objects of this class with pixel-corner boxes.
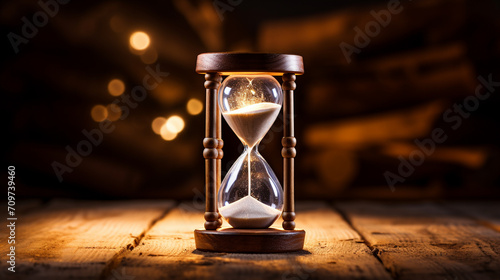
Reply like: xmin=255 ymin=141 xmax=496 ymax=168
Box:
xmin=1 ymin=200 xmax=499 ymax=279
xmin=336 ymin=202 xmax=500 ymax=280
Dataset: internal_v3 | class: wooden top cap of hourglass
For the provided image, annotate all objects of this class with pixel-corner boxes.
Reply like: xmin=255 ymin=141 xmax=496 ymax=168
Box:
xmin=196 ymin=53 xmax=304 ymax=76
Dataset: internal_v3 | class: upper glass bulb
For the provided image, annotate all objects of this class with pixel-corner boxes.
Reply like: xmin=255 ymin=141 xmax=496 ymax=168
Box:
xmin=219 ymin=75 xmax=283 ymax=148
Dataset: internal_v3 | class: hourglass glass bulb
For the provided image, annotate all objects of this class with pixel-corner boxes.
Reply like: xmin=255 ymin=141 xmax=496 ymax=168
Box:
xmin=217 ymin=75 xmax=284 ymax=229
xmin=219 ymin=75 xmax=282 ymax=148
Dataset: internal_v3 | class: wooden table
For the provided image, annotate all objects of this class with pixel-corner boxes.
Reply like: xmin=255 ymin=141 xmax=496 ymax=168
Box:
xmin=1 ymin=200 xmax=499 ymax=279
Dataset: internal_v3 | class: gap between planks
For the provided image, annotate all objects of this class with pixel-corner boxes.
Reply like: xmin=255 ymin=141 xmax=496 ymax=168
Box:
xmin=98 ymin=202 xmax=178 ymax=280
xmin=336 ymin=201 xmax=500 ymax=280
xmin=0 ymin=199 xmax=176 ymax=280
xmin=114 ymin=201 xmax=392 ymax=280
xmin=331 ymin=201 xmax=394 ymax=278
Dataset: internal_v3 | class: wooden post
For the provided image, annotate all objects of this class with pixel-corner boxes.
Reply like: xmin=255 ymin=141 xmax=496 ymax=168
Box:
xmin=216 ymin=89 xmax=224 ymax=228
xmin=282 ymin=73 xmax=296 ymax=230
xmin=203 ymin=73 xmax=221 ymax=230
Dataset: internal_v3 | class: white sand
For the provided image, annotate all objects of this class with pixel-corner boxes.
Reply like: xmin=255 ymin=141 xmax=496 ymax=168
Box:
xmin=219 ymin=196 xmax=281 ymax=229
xmin=223 ymin=102 xmax=281 ymax=148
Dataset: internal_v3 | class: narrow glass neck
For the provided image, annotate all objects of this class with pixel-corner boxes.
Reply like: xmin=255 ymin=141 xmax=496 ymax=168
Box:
xmin=243 ymin=143 xmax=259 ymax=153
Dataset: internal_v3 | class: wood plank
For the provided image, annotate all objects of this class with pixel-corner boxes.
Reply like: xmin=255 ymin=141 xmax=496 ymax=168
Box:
xmin=444 ymin=202 xmax=500 ymax=233
xmin=0 ymin=200 xmax=174 ymax=279
xmin=305 ymin=100 xmax=445 ymax=150
xmin=336 ymin=202 xmax=500 ymax=280
xmin=119 ymin=202 xmax=391 ymax=280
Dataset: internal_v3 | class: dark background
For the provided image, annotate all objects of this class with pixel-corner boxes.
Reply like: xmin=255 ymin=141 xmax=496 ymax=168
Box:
xmin=3 ymin=0 xmax=500 ymax=200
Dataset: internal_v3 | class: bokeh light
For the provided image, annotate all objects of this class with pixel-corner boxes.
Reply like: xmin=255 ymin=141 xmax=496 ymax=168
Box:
xmin=106 ymin=104 xmax=122 ymax=121
xmin=151 ymin=117 xmax=167 ymax=135
xmin=91 ymin=105 xmax=108 ymax=122
xmin=186 ymin=98 xmax=203 ymax=115
xmin=130 ymin=31 xmax=150 ymax=50
xmin=166 ymin=115 xmax=185 ymax=133
xmin=160 ymin=125 xmax=177 ymax=141
xmin=107 ymin=79 xmax=125 ymax=96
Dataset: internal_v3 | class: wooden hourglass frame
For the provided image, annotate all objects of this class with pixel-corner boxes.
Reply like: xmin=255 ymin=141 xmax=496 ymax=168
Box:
xmin=194 ymin=53 xmax=304 ymax=253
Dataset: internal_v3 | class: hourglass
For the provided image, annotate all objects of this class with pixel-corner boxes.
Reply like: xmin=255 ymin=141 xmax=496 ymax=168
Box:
xmin=194 ymin=53 xmax=304 ymax=253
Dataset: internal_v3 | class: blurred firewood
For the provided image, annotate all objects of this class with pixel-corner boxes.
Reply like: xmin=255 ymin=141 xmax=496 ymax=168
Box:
xmin=10 ymin=137 xmax=200 ymax=198
xmin=173 ymin=0 xmax=223 ymax=51
xmin=334 ymin=182 xmax=446 ymax=200
xmin=258 ymin=0 xmax=466 ymax=64
xmin=12 ymin=100 xmax=198 ymax=168
xmin=49 ymin=1 xmax=202 ymax=69
xmin=3 ymin=0 xmax=499 ymax=200
xmin=301 ymin=148 xmax=357 ymax=196
xmin=305 ymin=100 xmax=445 ymax=150
xmin=298 ymin=145 xmax=497 ymax=199
xmin=259 ymin=9 xmax=349 ymax=61
xmin=364 ymin=44 xmax=474 ymax=92
xmin=11 ymin=143 xmax=143 ymax=197
xmin=306 ymin=43 xmax=476 ymax=117
xmin=381 ymin=143 xmax=488 ymax=169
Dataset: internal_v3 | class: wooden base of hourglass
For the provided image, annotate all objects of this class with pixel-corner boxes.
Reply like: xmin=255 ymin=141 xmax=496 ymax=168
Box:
xmin=194 ymin=228 xmax=305 ymax=253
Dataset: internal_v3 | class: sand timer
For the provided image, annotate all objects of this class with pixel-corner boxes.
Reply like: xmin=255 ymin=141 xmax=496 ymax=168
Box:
xmin=194 ymin=53 xmax=304 ymax=253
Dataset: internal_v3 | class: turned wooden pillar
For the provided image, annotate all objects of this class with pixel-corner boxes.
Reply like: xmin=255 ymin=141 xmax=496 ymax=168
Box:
xmin=216 ymin=88 xmax=224 ymax=228
xmin=281 ymin=73 xmax=296 ymax=230
xmin=203 ymin=73 xmax=222 ymax=230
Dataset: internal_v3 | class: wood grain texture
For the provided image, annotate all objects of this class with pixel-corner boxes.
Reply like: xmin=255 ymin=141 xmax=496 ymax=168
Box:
xmin=282 ymin=73 xmax=297 ymax=230
xmin=203 ymin=72 xmax=222 ymax=230
xmin=196 ymin=53 xmax=304 ymax=75
xmin=336 ymin=202 xmax=500 ymax=280
xmin=194 ymin=228 xmax=305 ymax=253
xmin=119 ymin=202 xmax=391 ymax=280
xmin=3 ymin=200 xmax=499 ymax=279
xmin=0 ymin=200 xmax=174 ymax=280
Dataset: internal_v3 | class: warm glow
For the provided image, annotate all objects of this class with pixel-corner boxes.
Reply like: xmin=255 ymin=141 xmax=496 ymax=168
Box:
xmin=151 ymin=117 xmax=167 ymax=135
xmin=140 ymin=48 xmax=158 ymax=64
xmin=187 ymin=98 xmax=203 ymax=115
xmin=91 ymin=105 xmax=108 ymax=122
xmin=166 ymin=115 xmax=185 ymax=133
xmin=130 ymin=31 xmax=150 ymax=50
xmin=106 ymin=104 xmax=122 ymax=121
xmin=109 ymin=15 xmax=125 ymax=33
xmin=160 ymin=124 xmax=177 ymax=141
xmin=107 ymin=79 xmax=125 ymax=96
